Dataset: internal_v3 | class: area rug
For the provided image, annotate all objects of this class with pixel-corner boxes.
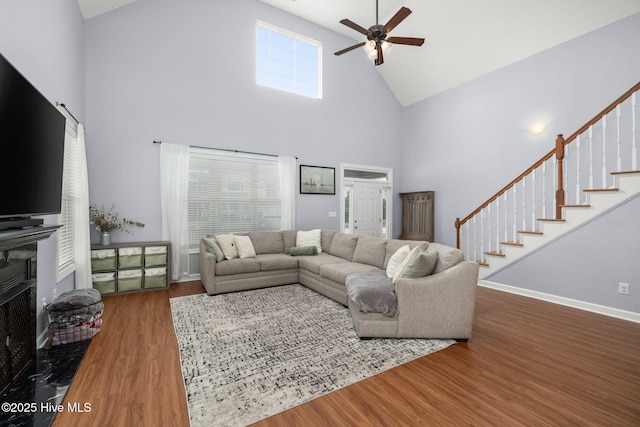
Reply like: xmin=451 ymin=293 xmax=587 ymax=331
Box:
xmin=170 ymin=284 xmax=454 ymax=427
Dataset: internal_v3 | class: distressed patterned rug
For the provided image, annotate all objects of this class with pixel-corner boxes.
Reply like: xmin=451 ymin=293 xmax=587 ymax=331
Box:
xmin=170 ymin=284 xmax=454 ymax=427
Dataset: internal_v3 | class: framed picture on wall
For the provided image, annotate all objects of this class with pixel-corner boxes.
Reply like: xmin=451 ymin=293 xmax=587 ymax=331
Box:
xmin=300 ymin=165 xmax=335 ymax=195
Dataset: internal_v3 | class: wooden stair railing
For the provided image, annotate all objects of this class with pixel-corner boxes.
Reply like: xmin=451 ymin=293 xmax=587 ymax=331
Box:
xmin=456 ymin=81 xmax=640 ymax=262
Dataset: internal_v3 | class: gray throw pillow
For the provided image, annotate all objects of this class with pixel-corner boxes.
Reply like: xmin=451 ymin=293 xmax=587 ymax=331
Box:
xmin=202 ymin=237 xmax=225 ymax=262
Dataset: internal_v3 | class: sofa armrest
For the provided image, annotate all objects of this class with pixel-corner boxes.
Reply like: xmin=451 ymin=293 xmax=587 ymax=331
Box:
xmin=199 ymin=240 xmax=218 ymax=295
xmin=394 ymin=260 xmax=479 ymax=339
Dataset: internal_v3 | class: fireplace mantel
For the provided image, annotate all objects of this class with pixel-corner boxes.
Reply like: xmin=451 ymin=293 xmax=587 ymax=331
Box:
xmin=0 ymin=225 xmax=60 ymax=251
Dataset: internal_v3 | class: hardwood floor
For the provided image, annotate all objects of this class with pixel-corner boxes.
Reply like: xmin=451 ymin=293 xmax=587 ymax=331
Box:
xmin=52 ymin=282 xmax=640 ymax=427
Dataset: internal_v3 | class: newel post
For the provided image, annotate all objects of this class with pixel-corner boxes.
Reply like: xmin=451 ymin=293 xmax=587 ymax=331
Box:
xmin=555 ymin=134 xmax=565 ymax=219
xmin=455 ymin=218 xmax=461 ymax=249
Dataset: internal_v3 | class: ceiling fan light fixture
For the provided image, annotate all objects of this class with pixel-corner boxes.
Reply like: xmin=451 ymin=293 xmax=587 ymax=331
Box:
xmin=381 ymin=40 xmax=392 ymax=54
xmin=364 ymin=39 xmax=377 ymax=53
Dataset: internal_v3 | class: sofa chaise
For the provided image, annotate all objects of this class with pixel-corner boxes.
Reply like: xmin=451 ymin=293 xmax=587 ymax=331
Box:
xmin=200 ymin=229 xmax=479 ymax=340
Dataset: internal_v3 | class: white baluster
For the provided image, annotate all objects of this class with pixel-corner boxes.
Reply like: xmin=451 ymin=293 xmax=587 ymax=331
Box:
xmin=633 ymin=92 xmax=637 ymax=171
xmin=616 ymin=104 xmax=622 ymax=172
xmin=513 ymin=185 xmax=517 ymax=238
xmin=576 ymin=135 xmax=582 ymax=204
xmin=480 ymin=209 xmax=485 ymax=260
xmin=588 ymin=125 xmax=594 ymax=189
xmin=522 ymin=179 xmax=527 ymax=231
xmin=531 ymin=169 xmax=536 ymax=229
xmin=553 ymin=156 xmax=558 ymax=215
xmin=503 ymin=192 xmax=508 ymax=243
xmin=542 ymin=160 xmax=547 ymax=218
xmin=465 ymin=221 xmax=470 ymax=261
xmin=496 ymin=198 xmax=500 ymax=250
xmin=487 ymin=204 xmax=492 ymax=253
xmin=473 ymin=215 xmax=477 ymax=262
xmin=602 ymin=115 xmax=607 ymax=187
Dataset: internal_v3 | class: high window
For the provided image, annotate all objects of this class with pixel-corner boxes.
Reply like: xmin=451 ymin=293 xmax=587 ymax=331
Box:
xmin=256 ymin=21 xmax=322 ymax=99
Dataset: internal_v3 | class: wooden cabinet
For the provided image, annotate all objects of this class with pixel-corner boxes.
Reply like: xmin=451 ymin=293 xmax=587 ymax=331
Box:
xmin=90 ymin=241 xmax=171 ymax=295
xmin=400 ymin=191 xmax=434 ymax=241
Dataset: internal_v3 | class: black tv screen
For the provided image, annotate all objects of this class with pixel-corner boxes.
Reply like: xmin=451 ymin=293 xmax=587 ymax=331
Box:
xmin=0 ymin=52 xmax=66 ymax=219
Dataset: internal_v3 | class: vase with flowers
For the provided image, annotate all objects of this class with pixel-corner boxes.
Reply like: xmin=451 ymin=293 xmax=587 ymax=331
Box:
xmin=89 ymin=204 xmax=145 ymax=245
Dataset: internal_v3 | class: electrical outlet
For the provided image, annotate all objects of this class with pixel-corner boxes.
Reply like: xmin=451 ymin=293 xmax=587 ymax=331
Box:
xmin=618 ymin=282 xmax=630 ymax=295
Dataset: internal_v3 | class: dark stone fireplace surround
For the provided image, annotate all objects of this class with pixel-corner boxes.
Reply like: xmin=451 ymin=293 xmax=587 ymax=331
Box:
xmin=0 ymin=225 xmax=91 ymax=427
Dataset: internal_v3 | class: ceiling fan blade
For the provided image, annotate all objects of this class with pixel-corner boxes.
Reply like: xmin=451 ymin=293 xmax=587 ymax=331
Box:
xmin=339 ymin=19 xmax=371 ymax=36
xmin=381 ymin=7 xmax=412 ymax=34
xmin=375 ymin=44 xmax=384 ymax=66
xmin=387 ymin=36 xmax=425 ymax=46
xmin=334 ymin=42 xmax=366 ymax=56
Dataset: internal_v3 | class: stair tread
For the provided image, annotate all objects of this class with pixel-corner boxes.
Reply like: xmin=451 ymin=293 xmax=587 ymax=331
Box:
xmin=500 ymin=241 xmax=523 ymax=246
xmin=611 ymin=170 xmax=640 ymax=175
xmin=560 ymin=204 xmax=591 ymax=208
xmin=477 ymin=260 xmax=489 ymax=267
xmin=583 ymin=187 xmax=619 ymax=192
xmin=518 ymin=230 xmax=543 ymax=235
xmin=538 ymin=218 xmax=565 ymax=222
xmin=484 ymin=251 xmax=505 ymax=257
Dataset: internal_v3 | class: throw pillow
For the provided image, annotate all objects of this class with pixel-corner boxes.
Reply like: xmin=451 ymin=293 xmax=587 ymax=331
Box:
xmin=392 ymin=247 xmax=439 ymax=283
xmin=296 ymin=229 xmax=322 ymax=253
xmin=234 ymin=235 xmax=257 ymax=259
xmin=201 ymin=237 xmax=225 ymax=262
xmin=386 ymin=245 xmax=410 ymax=278
xmin=289 ymin=245 xmax=318 ymax=256
xmin=215 ymin=233 xmax=238 ymax=260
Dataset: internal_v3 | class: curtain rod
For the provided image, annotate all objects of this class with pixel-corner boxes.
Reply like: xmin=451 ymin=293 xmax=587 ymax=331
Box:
xmin=152 ymin=140 xmax=298 ymax=159
xmin=56 ymin=102 xmax=80 ymax=125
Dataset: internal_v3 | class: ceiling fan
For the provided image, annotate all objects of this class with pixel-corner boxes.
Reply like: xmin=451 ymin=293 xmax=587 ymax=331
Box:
xmin=334 ymin=0 xmax=425 ymax=66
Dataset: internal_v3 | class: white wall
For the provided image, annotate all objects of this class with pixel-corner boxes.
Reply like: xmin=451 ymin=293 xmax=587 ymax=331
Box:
xmin=402 ymin=12 xmax=640 ymax=247
xmin=84 ymin=0 xmax=404 ymax=246
xmin=0 ymin=0 xmax=85 ymax=336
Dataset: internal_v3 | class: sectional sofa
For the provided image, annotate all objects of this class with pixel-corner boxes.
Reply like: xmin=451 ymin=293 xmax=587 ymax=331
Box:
xmin=199 ymin=229 xmax=479 ymax=340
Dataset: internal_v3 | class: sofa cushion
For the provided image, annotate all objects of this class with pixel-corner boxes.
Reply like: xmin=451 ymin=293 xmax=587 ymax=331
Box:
xmin=215 ymin=233 xmax=239 ymax=260
xmin=297 ymin=253 xmax=349 ymax=275
xmin=255 ymin=254 xmax=299 ymax=271
xmin=426 ymin=243 xmax=465 ymax=274
xmin=352 ymin=236 xmax=387 ymax=268
xmin=296 ymin=229 xmax=323 ymax=253
xmin=215 ymin=258 xmax=260 ymax=276
xmin=201 ymin=237 xmax=225 ymax=262
xmin=346 ymin=270 xmax=397 ymax=317
xmin=321 ymin=229 xmax=336 ymax=253
xmin=235 ymin=235 xmax=256 ymax=259
xmin=386 ymin=244 xmax=410 ymax=278
xmin=319 ymin=262 xmax=378 ymax=285
xmin=392 ymin=247 xmax=438 ymax=283
xmin=282 ymin=230 xmax=298 ymax=253
xmin=248 ymin=231 xmax=284 ymax=254
xmin=328 ymin=233 xmax=359 ymax=261
xmin=383 ymin=239 xmax=429 ymax=268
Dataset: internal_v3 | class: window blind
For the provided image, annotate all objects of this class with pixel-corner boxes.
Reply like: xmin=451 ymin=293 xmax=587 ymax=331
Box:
xmin=56 ymin=110 xmax=77 ymax=280
xmin=187 ymin=148 xmax=281 ymax=250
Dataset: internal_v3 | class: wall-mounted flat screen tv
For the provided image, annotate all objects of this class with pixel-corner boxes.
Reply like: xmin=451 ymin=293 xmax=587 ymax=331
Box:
xmin=0 ymin=52 xmax=66 ymax=219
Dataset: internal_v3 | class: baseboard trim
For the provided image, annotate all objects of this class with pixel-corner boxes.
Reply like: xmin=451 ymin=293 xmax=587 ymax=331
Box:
xmin=479 ymin=280 xmax=640 ymax=323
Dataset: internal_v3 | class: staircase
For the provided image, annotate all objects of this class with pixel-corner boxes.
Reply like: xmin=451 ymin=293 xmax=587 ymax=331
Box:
xmin=478 ymin=170 xmax=640 ymax=278
xmin=456 ymin=82 xmax=640 ymax=278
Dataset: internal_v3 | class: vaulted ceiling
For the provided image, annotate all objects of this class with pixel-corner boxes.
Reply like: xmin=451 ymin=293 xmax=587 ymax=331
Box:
xmin=77 ymin=0 xmax=640 ymax=106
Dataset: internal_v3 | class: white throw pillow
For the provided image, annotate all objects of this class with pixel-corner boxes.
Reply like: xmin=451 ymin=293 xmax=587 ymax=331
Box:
xmin=392 ymin=246 xmax=420 ymax=283
xmin=215 ymin=233 xmax=238 ymax=260
xmin=392 ymin=246 xmax=438 ymax=284
xmin=296 ymin=229 xmax=322 ymax=253
xmin=234 ymin=235 xmax=256 ymax=259
xmin=386 ymin=245 xmax=410 ymax=278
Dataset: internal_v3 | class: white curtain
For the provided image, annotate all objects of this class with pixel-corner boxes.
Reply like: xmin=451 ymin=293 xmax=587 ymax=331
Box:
xmin=278 ymin=156 xmax=296 ymax=229
xmin=160 ymin=143 xmax=190 ymax=281
xmin=74 ymin=124 xmax=92 ymax=289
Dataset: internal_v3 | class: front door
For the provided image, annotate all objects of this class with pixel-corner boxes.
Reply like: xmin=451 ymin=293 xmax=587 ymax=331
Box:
xmin=352 ymin=182 xmax=381 ymax=237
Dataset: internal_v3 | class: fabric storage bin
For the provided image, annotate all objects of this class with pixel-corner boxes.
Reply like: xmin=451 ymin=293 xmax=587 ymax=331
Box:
xmin=118 ymin=247 xmax=143 ymax=268
xmin=145 ymin=246 xmax=167 ymax=267
xmin=117 ymin=269 xmax=143 ymax=291
xmin=47 ymin=288 xmax=104 ymax=346
xmin=144 ymin=267 xmax=168 ymax=289
xmin=92 ymin=272 xmax=116 ymax=295
xmin=91 ymin=249 xmax=116 ymax=271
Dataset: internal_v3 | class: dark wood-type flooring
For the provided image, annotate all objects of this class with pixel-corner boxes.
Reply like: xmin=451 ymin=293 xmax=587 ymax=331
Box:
xmin=52 ymin=281 xmax=640 ymax=426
